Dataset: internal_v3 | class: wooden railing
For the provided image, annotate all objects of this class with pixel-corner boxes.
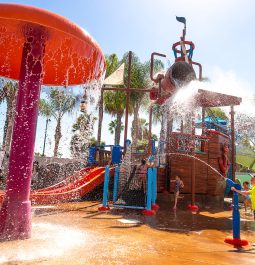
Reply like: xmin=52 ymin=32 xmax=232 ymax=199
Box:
xmin=169 ymin=132 xmax=209 ymax=154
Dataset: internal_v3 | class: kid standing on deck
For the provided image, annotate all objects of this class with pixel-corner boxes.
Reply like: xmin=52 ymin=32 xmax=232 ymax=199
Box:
xmin=231 ymin=176 xmax=255 ymax=220
xmin=171 ymin=176 xmax=184 ymax=210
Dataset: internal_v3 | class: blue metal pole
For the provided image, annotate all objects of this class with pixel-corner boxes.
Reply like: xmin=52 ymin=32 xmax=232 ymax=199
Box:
xmin=151 ymin=168 xmax=157 ymax=205
xmin=151 ymin=139 xmax=156 ymax=155
xmin=113 ymin=166 xmax=119 ymax=202
xmin=102 ymin=166 xmax=110 ymax=207
xmin=226 ymin=178 xmax=241 ymax=240
xmin=232 ymin=191 xmax=240 ymax=239
xmin=146 ymin=168 xmax=153 ymax=210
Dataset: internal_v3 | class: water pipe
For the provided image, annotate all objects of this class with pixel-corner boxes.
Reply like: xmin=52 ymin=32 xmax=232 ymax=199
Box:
xmin=113 ymin=166 xmax=119 ymax=202
xmin=98 ymin=166 xmax=110 ymax=211
xmin=224 ymin=178 xmax=249 ymax=248
xmin=151 ymin=168 xmax=159 ymax=211
xmin=143 ymin=168 xmax=156 ymax=216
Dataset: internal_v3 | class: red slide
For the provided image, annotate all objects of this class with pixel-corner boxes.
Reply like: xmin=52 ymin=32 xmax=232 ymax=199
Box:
xmin=0 ymin=167 xmax=110 ymax=205
xmin=34 ymin=166 xmax=93 ymax=193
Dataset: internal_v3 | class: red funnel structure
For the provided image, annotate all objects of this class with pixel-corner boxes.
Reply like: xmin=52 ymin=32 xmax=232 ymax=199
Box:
xmin=0 ymin=4 xmax=105 ymax=240
xmin=161 ymin=61 xmax=196 ymax=95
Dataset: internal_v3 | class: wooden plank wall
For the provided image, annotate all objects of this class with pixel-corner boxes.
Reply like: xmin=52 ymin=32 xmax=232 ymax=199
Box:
xmin=166 ymin=131 xmax=230 ymax=195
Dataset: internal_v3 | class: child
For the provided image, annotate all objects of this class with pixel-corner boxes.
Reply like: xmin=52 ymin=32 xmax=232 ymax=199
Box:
xmin=171 ymin=176 xmax=184 ymax=210
xmin=242 ymin=181 xmax=252 ymax=213
xmin=231 ymin=176 xmax=255 ymax=220
xmin=136 ymin=159 xmax=147 ymax=193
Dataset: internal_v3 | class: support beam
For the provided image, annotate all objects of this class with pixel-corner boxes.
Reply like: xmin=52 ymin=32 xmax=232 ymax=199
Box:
xmin=148 ymin=105 xmax=153 ymax=155
xmin=230 ymin=105 xmax=236 ymax=182
xmin=123 ymin=51 xmax=132 ymax=153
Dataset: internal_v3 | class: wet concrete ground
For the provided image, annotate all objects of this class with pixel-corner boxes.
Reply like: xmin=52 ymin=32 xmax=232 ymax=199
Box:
xmin=0 ymin=194 xmax=255 ymax=265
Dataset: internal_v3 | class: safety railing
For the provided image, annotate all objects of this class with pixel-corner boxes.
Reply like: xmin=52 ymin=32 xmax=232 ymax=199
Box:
xmin=169 ymin=132 xmax=209 ymax=154
xmin=98 ymin=165 xmax=158 ymax=215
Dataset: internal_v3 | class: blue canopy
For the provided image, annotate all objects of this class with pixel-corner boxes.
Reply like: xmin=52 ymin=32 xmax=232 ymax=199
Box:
xmin=196 ymin=116 xmax=227 ymax=126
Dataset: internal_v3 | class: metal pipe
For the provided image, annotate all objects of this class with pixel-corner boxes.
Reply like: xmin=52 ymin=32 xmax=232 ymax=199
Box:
xmin=102 ymin=87 xmax=158 ymax=93
xmin=113 ymin=166 xmax=119 ymax=202
xmin=148 ymin=106 xmax=153 ymax=155
xmin=192 ymin=61 xmax=202 ymax=81
xmin=146 ymin=168 xmax=153 ymax=211
xmin=123 ymin=51 xmax=132 ymax=153
xmin=230 ymin=105 xmax=235 ymax=182
xmin=102 ymin=166 xmax=110 ymax=207
xmin=151 ymin=168 xmax=157 ymax=205
xmin=191 ymin=113 xmax=196 ymax=206
xmin=150 ymin=52 xmax=166 ymax=82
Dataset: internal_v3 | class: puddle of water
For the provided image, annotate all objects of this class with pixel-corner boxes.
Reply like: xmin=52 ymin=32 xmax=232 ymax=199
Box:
xmin=0 ymin=222 xmax=86 ymax=264
xmin=117 ymin=219 xmax=141 ymax=224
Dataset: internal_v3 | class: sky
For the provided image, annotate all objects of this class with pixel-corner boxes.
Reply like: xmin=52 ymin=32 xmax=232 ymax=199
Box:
xmin=0 ymin=0 xmax=255 ymax=157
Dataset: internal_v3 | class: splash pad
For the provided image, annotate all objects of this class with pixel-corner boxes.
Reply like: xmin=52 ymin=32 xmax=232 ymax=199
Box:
xmin=0 ymin=3 xmax=105 ymax=240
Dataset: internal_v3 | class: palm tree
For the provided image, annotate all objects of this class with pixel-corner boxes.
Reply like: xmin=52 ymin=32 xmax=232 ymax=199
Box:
xmin=39 ymin=99 xmax=52 ymax=156
xmin=39 ymin=88 xmax=76 ymax=157
xmin=104 ymin=90 xmax=128 ymax=145
xmin=121 ymin=53 xmax=164 ymax=148
xmin=0 ymin=81 xmax=17 ymax=152
xmin=70 ymin=112 xmax=96 ymax=158
xmin=138 ymin=118 xmax=149 ymax=141
xmin=152 ymin=104 xmax=168 ymax=143
xmin=108 ymin=119 xmax=124 ymax=144
xmin=97 ymin=54 xmax=119 ymax=145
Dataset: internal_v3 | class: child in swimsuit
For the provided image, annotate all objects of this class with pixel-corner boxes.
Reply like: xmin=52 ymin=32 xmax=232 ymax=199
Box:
xmin=242 ymin=181 xmax=252 ymax=213
xmin=232 ymin=176 xmax=255 ymax=220
xmin=171 ymin=176 xmax=184 ymax=210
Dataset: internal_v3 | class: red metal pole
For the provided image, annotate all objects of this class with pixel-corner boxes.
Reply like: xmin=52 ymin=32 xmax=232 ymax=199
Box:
xmin=123 ymin=51 xmax=132 ymax=152
xmin=191 ymin=115 xmax=196 ymax=205
xmin=102 ymin=87 xmax=158 ymax=93
xmin=148 ymin=105 xmax=153 ymax=155
xmin=0 ymin=25 xmax=46 ymax=240
xmin=230 ymin=106 xmax=236 ymax=182
xmin=192 ymin=61 xmax=202 ymax=81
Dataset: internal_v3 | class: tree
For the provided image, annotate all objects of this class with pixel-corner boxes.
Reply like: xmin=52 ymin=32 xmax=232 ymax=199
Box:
xmin=97 ymin=54 xmax=119 ymax=144
xmin=108 ymin=119 xmax=124 ymax=145
xmin=104 ymin=90 xmax=128 ymax=145
xmin=236 ymin=113 xmax=255 ymax=147
xmin=39 ymin=88 xmax=76 ymax=157
xmin=89 ymin=137 xmax=105 ymax=147
xmin=0 ymin=81 xmax=17 ymax=152
xmin=39 ymin=99 xmax=53 ymax=156
xmin=151 ymin=103 xmax=166 ymax=142
xmin=137 ymin=118 xmax=149 ymax=141
xmin=121 ymin=53 xmax=164 ymax=148
xmin=70 ymin=112 xmax=96 ymax=158
xmin=206 ymin=107 xmax=229 ymax=121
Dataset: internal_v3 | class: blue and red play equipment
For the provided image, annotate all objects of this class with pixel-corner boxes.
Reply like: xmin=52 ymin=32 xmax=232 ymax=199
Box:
xmin=99 ymin=166 xmax=158 ymax=216
xmin=224 ymin=178 xmax=249 ymax=248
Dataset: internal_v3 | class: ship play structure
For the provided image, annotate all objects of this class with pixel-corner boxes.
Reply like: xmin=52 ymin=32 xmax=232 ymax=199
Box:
xmin=0 ymin=4 xmax=247 ymax=247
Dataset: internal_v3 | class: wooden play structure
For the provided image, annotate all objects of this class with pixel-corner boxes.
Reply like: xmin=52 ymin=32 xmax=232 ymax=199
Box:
xmin=96 ymin=16 xmax=243 ymax=210
xmin=156 ymin=90 xmax=242 ymax=207
xmin=148 ymin=18 xmax=242 ymax=209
